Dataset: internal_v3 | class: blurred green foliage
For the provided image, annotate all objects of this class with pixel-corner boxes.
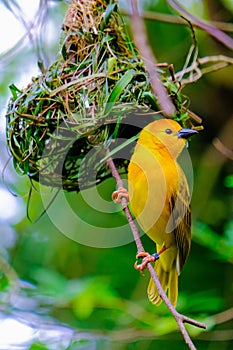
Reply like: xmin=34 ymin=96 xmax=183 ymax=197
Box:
xmin=0 ymin=0 xmax=233 ymax=349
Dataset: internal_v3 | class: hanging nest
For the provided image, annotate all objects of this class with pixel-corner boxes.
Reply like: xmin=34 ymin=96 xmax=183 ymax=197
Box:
xmin=6 ymin=0 xmax=188 ymax=192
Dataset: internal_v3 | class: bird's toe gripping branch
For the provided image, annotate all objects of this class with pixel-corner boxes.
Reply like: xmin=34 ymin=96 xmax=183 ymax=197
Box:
xmin=134 ymin=246 xmax=167 ymax=271
xmin=112 ymin=187 xmax=129 ymax=204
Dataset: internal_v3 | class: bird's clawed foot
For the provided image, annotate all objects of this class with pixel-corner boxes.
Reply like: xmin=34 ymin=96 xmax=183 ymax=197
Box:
xmin=134 ymin=252 xmax=156 ymax=271
xmin=112 ymin=187 xmax=129 ymax=204
xmin=134 ymin=246 xmax=166 ymax=271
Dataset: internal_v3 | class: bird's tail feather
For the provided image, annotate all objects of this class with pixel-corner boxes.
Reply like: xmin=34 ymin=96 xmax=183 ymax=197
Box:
xmin=147 ymin=259 xmax=178 ymax=307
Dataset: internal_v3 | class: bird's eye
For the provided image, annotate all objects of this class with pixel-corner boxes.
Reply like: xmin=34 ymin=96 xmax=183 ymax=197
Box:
xmin=165 ymin=128 xmax=172 ymax=134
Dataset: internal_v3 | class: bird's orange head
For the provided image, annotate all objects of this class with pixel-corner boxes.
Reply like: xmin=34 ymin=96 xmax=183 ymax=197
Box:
xmin=138 ymin=118 xmax=198 ymax=159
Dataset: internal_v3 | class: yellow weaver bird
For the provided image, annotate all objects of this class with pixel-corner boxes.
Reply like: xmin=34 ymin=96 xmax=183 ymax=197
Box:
xmin=116 ymin=118 xmax=198 ymax=307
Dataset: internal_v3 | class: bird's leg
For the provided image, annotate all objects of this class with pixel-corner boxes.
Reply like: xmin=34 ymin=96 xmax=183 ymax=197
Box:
xmin=112 ymin=187 xmax=129 ymax=203
xmin=134 ymin=246 xmax=167 ymax=271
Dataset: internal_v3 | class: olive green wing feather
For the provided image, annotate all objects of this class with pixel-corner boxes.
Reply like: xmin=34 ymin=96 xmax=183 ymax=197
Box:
xmin=166 ymin=172 xmax=191 ymax=274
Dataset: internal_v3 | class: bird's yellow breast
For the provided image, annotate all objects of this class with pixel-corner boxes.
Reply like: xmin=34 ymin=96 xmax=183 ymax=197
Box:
xmin=128 ymin=142 xmax=182 ymax=246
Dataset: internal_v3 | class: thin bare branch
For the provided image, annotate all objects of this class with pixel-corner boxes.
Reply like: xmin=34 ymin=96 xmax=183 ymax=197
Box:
xmin=106 ymin=150 xmax=144 ymax=253
xmin=129 ymin=0 xmax=176 ymax=117
xmin=175 ymin=54 xmax=233 ymax=85
xmin=213 ymin=138 xmax=233 ymax=160
xmin=199 ymin=55 xmax=233 ymax=65
xmin=120 ymin=9 xmax=233 ymax=33
xmin=167 ymin=0 xmax=233 ymax=50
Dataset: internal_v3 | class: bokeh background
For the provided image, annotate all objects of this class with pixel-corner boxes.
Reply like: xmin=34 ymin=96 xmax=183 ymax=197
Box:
xmin=0 ymin=0 xmax=232 ymax=349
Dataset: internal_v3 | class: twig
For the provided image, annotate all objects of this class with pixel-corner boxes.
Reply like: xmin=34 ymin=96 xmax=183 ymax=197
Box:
xmin=120 ymin=9 xmax=233 ymax=33
xmin=174 ymin=54 xmax=233 ymax=85
xmin=129 ymin=0 xmax=176 ymax=117
xmin=105 ymin=150 xmax=144 ymax=253
xmin=212 ymin=138 xmax=233 ymax=160
xmin=167 ymin=0 xmax=233 ymax=50
xmin=106 ymin=150 xmax=207 ymax=350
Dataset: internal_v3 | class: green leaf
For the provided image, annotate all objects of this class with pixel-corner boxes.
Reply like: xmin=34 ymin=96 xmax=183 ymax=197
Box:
xmin=142 ymin=91 xmax=159 ymax=110
xmin=101 ymin=133 xmax=139 ymax=164
xmin=107 ymin=57 xmax=117 ymax=75
xmin=105 ymin=69 xmax=136 ymax=114
xmin=100 ymin=3 xmax=117 ymax=31
xmin=9 ymin=84 xmax=22 ymax=100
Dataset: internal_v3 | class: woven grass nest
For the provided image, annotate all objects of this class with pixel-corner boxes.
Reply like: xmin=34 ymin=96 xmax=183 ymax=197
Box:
xmin=6 ymin=0 xmax=187 ymax=192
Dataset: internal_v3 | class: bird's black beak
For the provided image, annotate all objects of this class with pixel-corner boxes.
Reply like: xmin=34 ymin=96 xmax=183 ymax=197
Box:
xmin=177 ymin=128 xmax=198 ymax=139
